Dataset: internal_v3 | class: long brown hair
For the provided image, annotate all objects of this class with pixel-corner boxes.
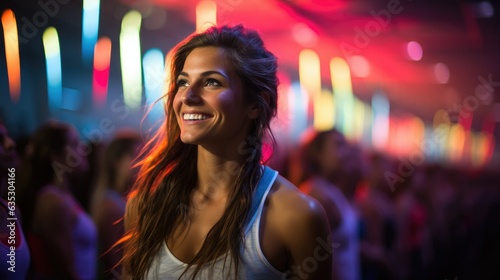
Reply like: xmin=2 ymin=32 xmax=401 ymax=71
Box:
xmin=120 ymin=25 xmax=278 ymax=279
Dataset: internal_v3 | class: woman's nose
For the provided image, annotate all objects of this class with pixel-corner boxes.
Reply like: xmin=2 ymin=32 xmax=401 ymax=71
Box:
xmin=182 ymin=85 xmax=202 ymax=105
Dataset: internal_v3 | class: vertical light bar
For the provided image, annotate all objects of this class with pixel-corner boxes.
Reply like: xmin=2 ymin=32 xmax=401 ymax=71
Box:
xmin=433 ymin=109 xmax=451 ymax=161
xmin=412 ymin=116 xmax=425 ymax=153
xmin=43 ymin=27 xmax=62 ymax=112
xmin=313 ymin=90 xmax=335 ymax=131
xmin=471 ymin=132 xmax=491 ymax=167
xmin=120 ymin=11 xmax=142 ymax=109
xmin=371 ymin=91 xmax=389 ymax=150
xmin=353 ymin=98 xmax=365 ymax=141
xmin=434 ymin=123 xmax=450 ymax=161
xmin=92 ymin=36 xmax=111 ymax=106
xmin=289 ymin=82 xmax=309 ymax=142
xmin=196 ymin=0 xmax=216 ymax=33
xmin=82 ymin=0 xmax=101 ymax=64
xmin=330 ymin=57 xmax=354 ymax=139
xmin=448 ymin=124 xmax=465 ymax=163
xmin=299 ymin=49 xmax=321 ymax=99
xmin=1 ymin=9 xmax=21 ymax=102
xmin=143 ymin=48 xmax=165 ymax=123
xmin=423 ymin=125 xmax=438 ymax=161
xmin=362 ymin=103 xmax=372 ymax=146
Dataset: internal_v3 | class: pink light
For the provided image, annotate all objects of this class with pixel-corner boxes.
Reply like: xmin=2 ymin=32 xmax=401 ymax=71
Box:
xmin=92 ymin=37 xmax=111 ymax=106
xmin=405 ymin=41 xmax=423 ymax=61
xmin=434 ymin=63 xmax=450 ymax=84
xmin=292 ymin=23 xmax=318 ymax=47
xmin=348 ymin=55 xmax=370 ymax=78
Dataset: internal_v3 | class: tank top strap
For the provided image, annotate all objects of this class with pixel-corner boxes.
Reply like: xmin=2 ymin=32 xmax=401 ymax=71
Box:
xmin=244 ymin=166 xmax=278 ymax=234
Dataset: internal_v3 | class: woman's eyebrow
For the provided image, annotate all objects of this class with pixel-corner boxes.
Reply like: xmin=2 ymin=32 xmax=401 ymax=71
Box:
xmin=178 ymin=70 xmax=229 ymax=79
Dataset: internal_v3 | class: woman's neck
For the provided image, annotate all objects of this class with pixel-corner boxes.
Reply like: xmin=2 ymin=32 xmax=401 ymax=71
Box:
xmin=195 ymin=146 xmax=246 ymax=198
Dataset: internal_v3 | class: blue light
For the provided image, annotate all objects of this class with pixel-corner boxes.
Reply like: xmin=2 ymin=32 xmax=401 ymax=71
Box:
xmin=143 ymin=48 xmax=165 ymax=126
xmin=289 ymin=82 xmax=309 ymax=142
xmin=43 ymin=27 xmax=62 ymax=112
xmin=82 ymin=0 xmax=101 ymax=64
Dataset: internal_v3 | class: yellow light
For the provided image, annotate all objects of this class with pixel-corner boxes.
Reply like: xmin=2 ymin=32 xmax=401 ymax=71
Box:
xmin=120 ymin=11 xmax=142 ymax=109
xmin=299 ymin=49 xmax=321 ymax=100
xmin=412 ymin=116 xmax=425 ymax=152
xmin=2 ymin=9 xmax=21 ymax=102
xmin=196 ymin=0 xmax=216 ymax=33
xmin=363 ymin=103 xmax=372 ymax=145
xmin=448 ymin=124 xmax=465 ymax=163
xmin=353 ymin=98 xmax=365 ymax=141
xmin=471 ymin=132 xmax=485 ymax=167
xmin=313 ymin=90 xmax=335 ymax=131
xmin=471 ymin=132 xmax=495 ymax=167
xmin=330 ymin=57 xmax=354 ymax=139
xmin=433 ymin=109 xmax=450 ymax=128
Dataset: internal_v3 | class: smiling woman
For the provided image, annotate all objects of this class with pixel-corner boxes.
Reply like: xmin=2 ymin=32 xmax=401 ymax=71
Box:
xmin=118 ymin=25 xmax=332 ymax=280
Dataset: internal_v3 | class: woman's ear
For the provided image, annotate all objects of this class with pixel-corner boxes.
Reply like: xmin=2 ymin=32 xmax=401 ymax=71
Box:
xmin=247 ymin=104 xmax=260 ymax=119
xmin=247 ymin=92 xmax=269 ymax=119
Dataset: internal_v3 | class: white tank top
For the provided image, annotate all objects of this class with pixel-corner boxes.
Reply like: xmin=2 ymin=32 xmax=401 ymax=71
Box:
xmin=146 ymin=166 xmax=285 ymax=279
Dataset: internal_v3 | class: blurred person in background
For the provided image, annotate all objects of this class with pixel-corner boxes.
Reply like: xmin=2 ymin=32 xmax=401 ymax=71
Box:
xmin=17 ymin=122 xmax=97 ymax=280
xmin=356 ymin=153 xmax=398 ymax=280
xmin=0 ymin=120 xmax=31 ymax=279
xmin=91 ymin=130 xmax=141 ymax=279
xmin=392 ymin=166 xmax=429 ymax=280
xmin=298 ymin=128 xmax=361 ymax=280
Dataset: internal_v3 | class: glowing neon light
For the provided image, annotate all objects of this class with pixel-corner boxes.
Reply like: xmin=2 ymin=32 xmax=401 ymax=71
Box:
xmin=331 ymin=57 xmax=354 ymax=139
xmin=43 ymin=27 xmax=62 ymax=112
xmin=143 ymin=48 xmax=166 ymax=123
xmin=448 ymin=124 xmax=465 ymax=163
xmin=289 ymin=82 xmax=309 ymax=142
xmin=299 ymin=49 xmax=321 ymax=100
xmin=196 ymin=0 xmax=216 ymax=33
xmin=353 ymin=98 xmax=365 ymax=141
xmin=92 ymin=36 xmax=111 ymax=106
xmin=371 ymin=91 xmax=389 ymax=150
xmin=120 ymin=11 xmax=142 ymax=109
xmin=313 ymin=90 xmax=335 ymax=131
xmin=82 ymin=0 xmax=101 ymax=64
xmin=1 ymin=9 xmax=21 ymax=102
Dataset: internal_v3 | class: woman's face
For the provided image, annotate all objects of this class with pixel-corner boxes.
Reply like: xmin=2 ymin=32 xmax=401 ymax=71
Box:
xmin=173 ymin=47 xmax=256 ymax=147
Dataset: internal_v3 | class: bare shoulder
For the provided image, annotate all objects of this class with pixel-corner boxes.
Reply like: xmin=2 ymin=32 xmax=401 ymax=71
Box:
xmin=265 ymin=175 xmax=333 ymax=279
xmin=266 ymin=175 xmax=329 ymax=232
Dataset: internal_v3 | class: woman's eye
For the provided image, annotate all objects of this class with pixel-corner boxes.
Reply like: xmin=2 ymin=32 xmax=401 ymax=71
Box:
xmin=205 ymin=78 xmax=221 ymax=87
xmin=176 ymin=79 xmax=189 ymax=87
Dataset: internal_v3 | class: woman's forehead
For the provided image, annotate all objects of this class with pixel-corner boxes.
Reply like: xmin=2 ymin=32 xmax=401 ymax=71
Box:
xmin=181 ymin=47 xmax=233 ymax=74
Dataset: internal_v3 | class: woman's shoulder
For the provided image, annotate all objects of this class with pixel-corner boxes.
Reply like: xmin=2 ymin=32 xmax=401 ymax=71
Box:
xmin=266 ymin=175 xmax=328 ymax=230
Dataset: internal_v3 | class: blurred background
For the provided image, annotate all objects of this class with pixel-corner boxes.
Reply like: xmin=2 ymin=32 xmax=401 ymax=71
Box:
xmin=1 ymin=0 xmax=499 ymax=279
xmin=1 ymin=0 xmax=500 ymax=168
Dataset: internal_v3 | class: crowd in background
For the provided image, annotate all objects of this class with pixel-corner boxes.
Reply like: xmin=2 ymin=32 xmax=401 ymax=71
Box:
xmin=0 ymin=120 xmax=499 ymax=279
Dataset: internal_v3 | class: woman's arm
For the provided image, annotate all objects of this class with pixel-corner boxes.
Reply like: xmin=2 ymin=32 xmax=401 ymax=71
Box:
xmin=273 ymin=177 xmax=333 ymax=280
